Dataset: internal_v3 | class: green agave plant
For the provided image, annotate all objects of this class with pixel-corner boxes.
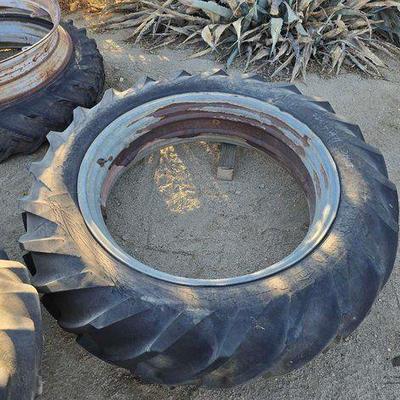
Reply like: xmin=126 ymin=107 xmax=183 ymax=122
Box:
xmin=93 ymin=0 xmax=400 ymax=80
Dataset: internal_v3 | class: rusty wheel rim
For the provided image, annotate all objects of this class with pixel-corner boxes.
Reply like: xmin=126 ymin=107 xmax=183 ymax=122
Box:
xmin=0 ymin=0 xmax=72 ymax=105
xmin=78 ymin=92 xmax=340 ymax=286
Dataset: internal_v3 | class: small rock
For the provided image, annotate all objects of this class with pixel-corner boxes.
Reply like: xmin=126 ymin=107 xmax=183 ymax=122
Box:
xmin=392 ymin=356 xmax=400 ymax=367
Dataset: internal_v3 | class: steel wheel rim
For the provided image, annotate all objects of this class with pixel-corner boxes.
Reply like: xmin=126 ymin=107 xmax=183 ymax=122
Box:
xmin=78 ymin=91 xmax=340 ymax=287
xmin=0 ymin=0 xmax=72 ymax=104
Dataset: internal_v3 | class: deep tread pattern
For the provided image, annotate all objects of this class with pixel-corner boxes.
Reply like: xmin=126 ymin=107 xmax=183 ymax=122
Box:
xmin=211 ymin=69 xmax=229 ymax=76
xmin=0 ymin=20 xmax=105 ymax=162
xmin=311 ymin=99 xmax=336 ymax=113
xmin=20 ymin=73 xmax=398 ymax=388
xmin=0 ymin=253 xmax=42 ymax=400
xmin=175 ymin=70 xmax=192 ymax=78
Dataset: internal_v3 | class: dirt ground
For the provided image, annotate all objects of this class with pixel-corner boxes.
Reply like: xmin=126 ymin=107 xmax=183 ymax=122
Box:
xmin=1 ymin=11 xmax=400 ymax=400
xmin=107 ymin=143 xmax=309 ymax=279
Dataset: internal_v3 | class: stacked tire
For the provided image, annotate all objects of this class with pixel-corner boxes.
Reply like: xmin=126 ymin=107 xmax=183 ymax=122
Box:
xmin=0 ymin=250 xmax=42 ymax=400
xmin=0 ymin=18 xmax=105 ymax=161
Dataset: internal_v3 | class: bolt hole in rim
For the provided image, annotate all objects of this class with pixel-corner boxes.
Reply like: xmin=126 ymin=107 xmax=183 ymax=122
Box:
xmin=78 ymin=92 xmax=340 ymax=287
xmin=0 ymin=0 xmax=72 ymax=105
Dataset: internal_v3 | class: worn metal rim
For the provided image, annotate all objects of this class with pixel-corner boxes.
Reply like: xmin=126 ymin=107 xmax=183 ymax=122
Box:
xmin=0 ymin=0 xmax=72 ymax=104
xmin=78 ymin=92 xmax=340 ymax=287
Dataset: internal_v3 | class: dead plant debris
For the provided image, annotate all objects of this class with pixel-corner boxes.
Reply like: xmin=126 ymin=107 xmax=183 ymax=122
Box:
xmin=91 ymin=0 xmax=400 ymax=80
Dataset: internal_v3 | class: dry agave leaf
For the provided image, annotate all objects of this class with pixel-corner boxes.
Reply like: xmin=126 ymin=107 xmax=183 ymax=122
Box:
xmin=242 ymin=25 xmax=264 ymax=40
xmin=243 ymin=23 xmax=261 ymax=35
xmin=200 ymin=23 xmax=229 ymax=49
xmin=291 ymin=52 xmax=303 ymax=81
xmin=204 ymin=10 xmax=221 ymax=22
xmin=168 ymin=25 xmax=197 ymax=35
xmin=349 ymin=18 xmax=370 ymax=29
xmin=245 ymin=45 xmax=253 ymax=69
xmin=181 ymin=29 xmax=202 ymax=44
xmin=243 ymin=31 xmax=263 ymax=42
xmin=91 ymin=10 xmax=152 ymax=30
xmin=284 ymin=2 xmax=299 ymax=23
xmin=364 ymin=1 xmax=400 ymax=8
xmin=250 ymin=47 xmax=270 ymax=62
xmin=270 ymin=17 xmax=284 ymax=54
xmin=336 ymin=8 xmax=365 ymax=17
xmin=345 ymin=44 xmax=380 ymax=75
xmin=232 ymin=17 xmax=244 ymax=50
xmin=201 ymin=25 xmax=215 ymax=48
xmin=135 ymin=17 xmax=156 ymax=42
xmin=313 ymin=5 xmax=345 ymax=20
xmin=224 ymin=0 xmax=241 ymax=14
xmin=335 ymin=48 xmax=347 ymax=73
xmin=368 ymin=38 xmax=399 ymax=57
xmin=348 ymin=0 xmax=371 ymax=10
xmin=301 ymin=42 xmax=313 ymax=77
xmin=299 ymin=0 xmax=313 ymax=11
xmin=214 ymin=23 xmax=231 ymax=44
xmin=159 ymin=8 xmax=210 ymax=23
xmin=178 ymin=0 xmax=233 ymax=18
xmin=327 ymin=43 xmax=347 ymax=74
xmin=323 ymin=25 xmax=347 ymax=39
xmin=329 ymin=44 xmax=343 ymax=70
xmin=188 ymin=47 xmax=213 ymax=58
xmin=377 ymin=6 xmax=400 ymax=44
xmin=355 ymin=40 xmax=385 ymax=66
xmin=271 ymin=53 xmax=295 ymax=77
xmin=271 ymin=40 xmax=289 ymax=62
xmin=295 ymin=21 xmax=309 ymax=36
xmin=308 ymin=0 xmax=326 ymax=12
xmin=101 ymin=1 xmax=138 ymax=14
xmin=346 ymin=38 xmax=386 ymax=66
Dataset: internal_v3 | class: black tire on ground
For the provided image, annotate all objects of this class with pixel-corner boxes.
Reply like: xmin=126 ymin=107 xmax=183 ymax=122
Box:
xmin=0 ymin=250 xmax=42 ymax=399
xmin=0 ymin=19 xmax=105 ymax=162
xmin=20 ymin=72 xmax=399 ymax=388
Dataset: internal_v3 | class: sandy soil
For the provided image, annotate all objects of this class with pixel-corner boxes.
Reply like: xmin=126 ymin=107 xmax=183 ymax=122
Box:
xmin=107 ymin=143 xmax=309 ymax=279
xmin=0 ymin=11 xmax=400 ymax=400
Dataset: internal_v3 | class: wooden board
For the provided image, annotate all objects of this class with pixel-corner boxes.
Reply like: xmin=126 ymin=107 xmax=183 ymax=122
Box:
xmin=217 ymin=143 xmax=237 ymax=181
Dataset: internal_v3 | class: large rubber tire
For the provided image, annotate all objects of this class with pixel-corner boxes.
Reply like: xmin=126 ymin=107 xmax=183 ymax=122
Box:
xmin=0 ymin=251 xmax=42 ymax=399
xmin=0 ymin=19 xmax=105 ymax=162
xmin=20 ymin=72 xmax=399 ymax=388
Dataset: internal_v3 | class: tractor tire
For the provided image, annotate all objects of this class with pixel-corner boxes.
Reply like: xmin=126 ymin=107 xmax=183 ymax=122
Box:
xmin=0 ymin=18 xmax=105 ymax=162
xmin=20 ymin=72 xmax=398 ymax=388
xmin=0 ymin=251 xmax=42 ymax=399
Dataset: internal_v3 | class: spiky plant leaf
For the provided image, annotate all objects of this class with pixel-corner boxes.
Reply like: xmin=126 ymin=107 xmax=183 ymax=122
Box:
xmin=201 ymin=25 xmax=215 ymax=48
xmin=270 ymin=17 xmax=283 ymax=54
xmin=179 ymin=0 xmax=233 ymax=18
xmin=232 ymin=17 xmax=244 ymax=50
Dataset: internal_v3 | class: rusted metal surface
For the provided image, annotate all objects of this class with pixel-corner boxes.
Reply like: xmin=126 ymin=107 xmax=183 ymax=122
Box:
xmin=77 ymin=92 xmax=340 ymax=287
xmin=0 ymin=0 xmax=72 ymax=105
